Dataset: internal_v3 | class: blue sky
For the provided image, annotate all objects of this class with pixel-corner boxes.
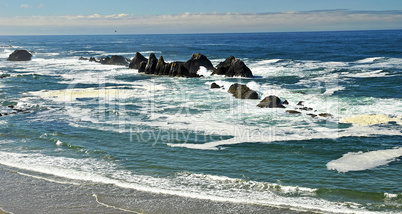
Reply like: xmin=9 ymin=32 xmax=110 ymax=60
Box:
xmin=1 ymin=0 xmax=402 ymax=35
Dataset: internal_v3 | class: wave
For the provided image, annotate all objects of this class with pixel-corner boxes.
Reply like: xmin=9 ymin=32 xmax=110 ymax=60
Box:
xmin=327 ymin=147 xmax=402 ymax=173
xmin=0 ymin=151 xmax=391 ymax=214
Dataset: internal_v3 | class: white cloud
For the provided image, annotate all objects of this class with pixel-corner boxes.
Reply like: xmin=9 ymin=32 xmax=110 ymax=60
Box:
xmin=1 ymin=10 xmax=402 ymax=34
xmin=20 ymin=4 xmax=30 ymax=9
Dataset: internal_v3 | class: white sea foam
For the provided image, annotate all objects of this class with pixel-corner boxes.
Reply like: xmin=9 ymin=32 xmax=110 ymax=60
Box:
xmin=327 ymin=147 xmax=402 ymax=173
xmin=345 ymin=70 xmax=387 ymax=78
xmin=0 ymin=151 xmax=382 ymax=213
xmin=355 ymin=57 xmax=385 ymax=64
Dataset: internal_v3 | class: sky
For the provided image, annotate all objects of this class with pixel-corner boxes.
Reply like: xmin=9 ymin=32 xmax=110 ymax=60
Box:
xmin=0 ymin=0 xmax=402 ymax=35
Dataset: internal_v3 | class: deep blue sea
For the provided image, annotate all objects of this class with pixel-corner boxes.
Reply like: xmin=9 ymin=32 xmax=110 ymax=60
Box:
xmin=0 ymin=30 xmax=401 ymax=213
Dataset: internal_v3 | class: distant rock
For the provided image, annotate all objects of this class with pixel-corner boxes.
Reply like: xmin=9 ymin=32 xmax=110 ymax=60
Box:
xmin=213 ymin=56 xmax=253 ymax=77
xmin=7 ymin=49 xmax=32 ymax=61
xmin=257 ymin=96 xmax=286 ymax=108
xmin=100 ymin=55 xmax=129 ymax=65
xmin=184 ymin=53 xmax=216 ymax=75
xmin=297 ymin=107 xmax=313 ymax=111
xmin=129 ymin=52 xmax=148 ymax=69
xmin=283 ymin=100 xmax=289 ymax=105
xmin=297 ymin=101 xmax=304 ymax=106
xmin=89 ymin=57 xmax=97 ymax=62
xmin=307 ymin=113 xmax=317 ymax=118
xmin=211 ymin=82 xmax=221 ymax=89
xmin=286 ymin=110 xmax=301 ymax=114
xmin=319 ymin=113 xmax=333 ymax=118
xmin=228 ymin=83 xmax=259 ymax=99
xmin=145 ymin=53 xmax=158 ymax=74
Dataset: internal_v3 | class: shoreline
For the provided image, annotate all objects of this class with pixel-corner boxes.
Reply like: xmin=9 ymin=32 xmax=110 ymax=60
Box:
xmin=0 ymin=164 xmax=315 ymax=214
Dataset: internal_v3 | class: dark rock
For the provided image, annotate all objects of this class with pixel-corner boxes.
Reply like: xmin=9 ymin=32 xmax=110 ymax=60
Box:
xmin=307 ymin=113 xmax=317 ymax=118
xmin=184 ymin=53 xmax=216 ymax=75
xmin=7 ymin=49 xmax=32 ymax=61
xmin=298 ymin=107 xmax=314 ymax=111
xmin=100 ymin=55 xmax=129 ymax=65
xmin=211 ymin=83 xmax=221 ymax=89
xmin=155 ymin=56 xmax=166 ymax=75
xmin=228 ymin=83 xmax=259 ymax=99
xmin=138 ymin=61 xmax=147 ymax=73
xmin=79 ymin=57 xmax=88 ymax=60
xmin=286 ymin=110 xmax=301 ymax=114
xmin=145 ymin=53 xmax=158 ymax=74
xmin=213 ymin=56 xmax=253 ymax=77
xmin=257 ymin=95 xmax=286 ymax=108
xmin=169 ymin=62 xmax=190 ymax=77
xmin=319 ymin=113 xmax=333 ymax=118
xmin=214 ymin=56 xmax=235 ymax=75
xmin=226 ymin=58 xmax=253 ymax=77
xmin=129 ymin=52 xmax=148 ymax=69
xmin=297 ymin=101 xmax=304 ymax=106
xmin=163 ymin=63 xmax=172 ymax=76
xmin=283 ymin=100 xmax=289 ymax=105
xmin=89 ymin=57 xmax=97 ymax=62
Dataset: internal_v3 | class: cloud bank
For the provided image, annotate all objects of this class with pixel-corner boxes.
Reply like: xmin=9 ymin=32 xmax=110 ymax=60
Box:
xmin=1 ymin=10 xmax=402 ymax=35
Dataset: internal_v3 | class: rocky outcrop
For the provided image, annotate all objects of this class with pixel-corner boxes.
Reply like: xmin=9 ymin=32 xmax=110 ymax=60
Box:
xmin=129 ymin=52 xmax=147 ymax=69
xmin=145 ymin=53 xmax=158 ymax=74
xmin=138 ymin=61 xmax=147 ymax=73
xmin=184 ymin=53 xmax=216 ymax=75
xmin=155 ymin=56 xmax=166 ymax=75
xmin=211 ymin=83 xmax=221 ymax=89
xmin=169 ymin=62 xmax=190 ymax=77
xmin=7 ymin=49 xmax=32 ymax=61
xmin=100 ymin=55 xmax=129 ymax=65
xmin=213 ymin=56 xmax=253 ymax=77
xmin=286 ymin=110 xmax=302 ymax=114
xmin=257 ymin=96 xmax=286 ymax=108
xmin=228 ymin=83 xmax=259 ymax=99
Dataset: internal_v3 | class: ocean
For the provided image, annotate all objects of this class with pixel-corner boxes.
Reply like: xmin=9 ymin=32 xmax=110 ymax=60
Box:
xmin=0 ymin=30 xmax=401 ymax=213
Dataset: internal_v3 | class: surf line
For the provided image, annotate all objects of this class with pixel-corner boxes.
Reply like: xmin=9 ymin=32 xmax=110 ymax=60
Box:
xmin=92 ymin=194 xmax=143 ymax=214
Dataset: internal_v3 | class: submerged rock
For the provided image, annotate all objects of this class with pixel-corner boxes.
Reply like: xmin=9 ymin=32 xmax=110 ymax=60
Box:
xmin=7 ymin=49 xmax=32 ymax=61
xmin=129 ymin=52 xmax=148 ymax=69
xmin=257 ymin=96 xmax=286 ymax=108
xmin=228 ymin=83 xmax=259 ymax=99
xmin=319 ymin=113 xmax=333 ymax=118
xmin=286 ymin=110 xmax=302 ymax=114
xmin=211 ymin=82 xmax=221 ymax=89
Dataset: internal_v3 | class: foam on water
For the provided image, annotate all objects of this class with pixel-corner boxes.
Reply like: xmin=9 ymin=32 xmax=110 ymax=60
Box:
xmin=0 ymin=151 xmax=384 ymax=213
xmin=355 ymin=57 xmax=385 ymax=64
xmin=327 ymin=147 xmax=402 ymax=173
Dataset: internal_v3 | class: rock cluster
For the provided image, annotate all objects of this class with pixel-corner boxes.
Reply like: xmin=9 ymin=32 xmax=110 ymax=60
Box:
xmin=81 ymin=52 xmax=254 ymax=78
xmin=135 ymin=53 xmax=216 ymax=78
